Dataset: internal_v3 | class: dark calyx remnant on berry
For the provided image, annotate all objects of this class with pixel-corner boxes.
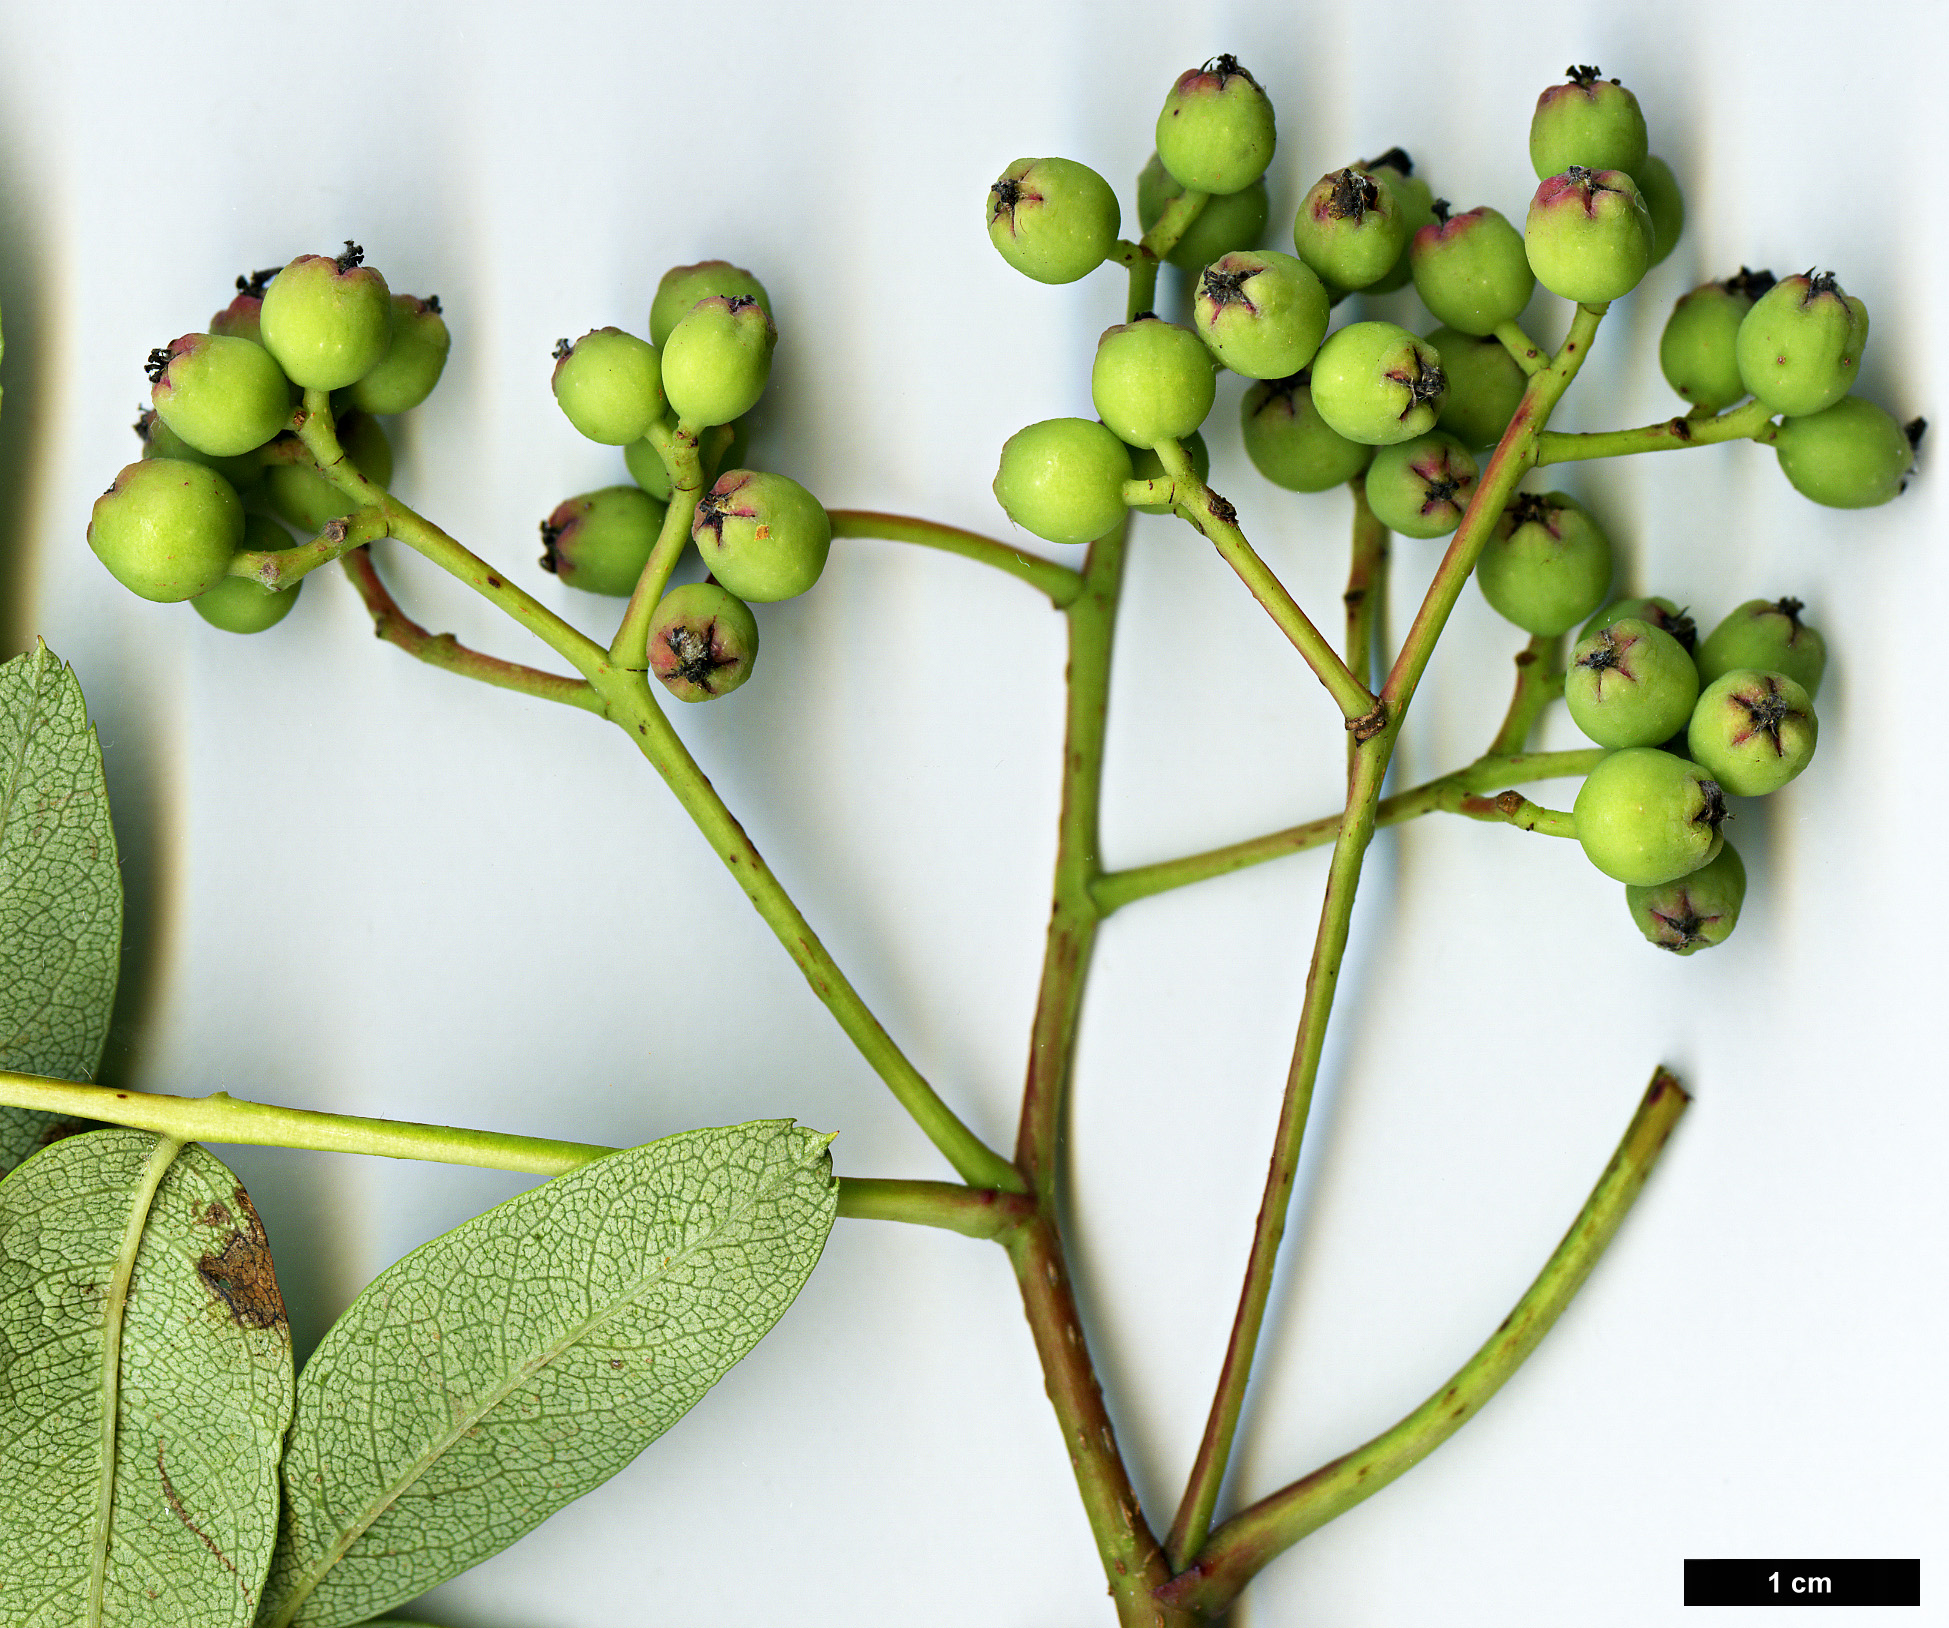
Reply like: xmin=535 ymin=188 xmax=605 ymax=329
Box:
xmin=663 ymin=620 xmax=741 ymax=691
xmin=989 ymin=177 xmax=1026 ymax=223
xmin=1423 ymin=472 xmax=1462 ymax=507
xmin=1731 ymin=681 xmax=1796 ymax=751
xmin=1565 ymin=64 xmax=1619 ymax=88
xmin=423 ymin=294 xmax=443 ymax=315
xmin=538 ymin=517 xmax=566 ymax=574
xmin=693 ymin=486 xmax=735 ymax=545
xmin=1395 ymin=353 xmax=1445 ymax=409
xmin=1430 ymin=198 xmax=1453 ymax=225
xmin=1770 ymin=596 xmax=1806 ymax=626
xmin=1199 ymin=266 xmax=1252 ymax=310
xmin=1200 ymin=52 xmax=1257 ymax=87
xmin=1905 ymin=417 xmax=1928 ymax=451
xmin=1724 ymin=266 xmax=1776 ymax=300
xmin=1326 ymin=169 xmax=1381 ymax=221
xmin=235 ymin=266 xmax=281 ymax=298
xmin=334 ymin=240 xmax=365 ymax=272
xmin=1577 ymin=630 xmax=1624 ymax=673
xmin=133 ymin=406 xmax=156 ymax=442
xmin=1650 ymin=898 xmax=1719 ymax=952
xmin=1662 ymin=607 xmax=1698 ymax=649
xmin=144 ymin=347 xmax=171 ymax=384
xmin=1507 ymin=492 xmax=1555 ymax=530
xmin=551 ymin=337 xmax=573 ymax=361
xmin=1363 ymin=147 xmax=1414 ymax=175
xmin=1695 ymin=780 xmax=1729 ymax=830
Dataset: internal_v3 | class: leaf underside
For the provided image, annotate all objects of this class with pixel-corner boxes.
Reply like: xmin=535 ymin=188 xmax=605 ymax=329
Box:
xmin=0 ymin=643 xmax=123 ymax=1175
xmin=261 ymin=1120 xmax=837 ymax=1628
xmin=0 ymin=1130 xmax=294 ymax=1625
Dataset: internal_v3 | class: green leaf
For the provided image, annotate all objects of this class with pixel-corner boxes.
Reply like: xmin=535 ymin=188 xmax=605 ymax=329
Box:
xmin=259 ymin=1120 xmax=837 ymax=1628
xmin=0 ymin=1129 xmax=295 ymax=1625
xmin=0 ymin=643 xmax=124 ymax=1175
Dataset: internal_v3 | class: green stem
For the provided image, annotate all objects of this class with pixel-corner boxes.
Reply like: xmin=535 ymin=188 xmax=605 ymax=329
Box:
xmin=591 ymin=669 xmax=1023 ymax=1194
xmin=230 ymin=508 xmax=387 ymax=589
xmin=828 ymin=510 xmax=1083 ymax=606
xmin=1089 ymin=749 xmax=1603 ymax=915
xmin=340 ymin=547 xmax=607 ymax=714
xmin=1155 ymin=1069 xmax=1692 ymax=1619
xmin=0 ymin=1072 xmax=1019 ymax=1237
xmin=1152 ymin=439 xmax=1375 ymax=723
xmin=1494 ymin=319 xmax=1548 ymax=376
xmin=1535 ymin=397 xmax=1776 ymax=464
xmin=1456 ymin=790 xmax=1577 ymax=838
xmin=1140 ymin=190 xmax=1209 ymax=263
xmin=612 ymin=420 xmax=704 ymax=670
xmin=1166 ymin=737 xmax=1389 ymax=1567
xmin=294 ymin=392 xmax=612 ymax=684
xmin=1486 ymin=634 xmax=1565 ymax=757
xmin=1344 ymin=479 xmax=1389 ymax=775
xmin=1114 ymin=247 xmax=1161 ymax=324
xmin=1015 ymin=524 xmax=1123 ymax=1198
xmin=1382 ymin=303 xmax=1607 ymax=720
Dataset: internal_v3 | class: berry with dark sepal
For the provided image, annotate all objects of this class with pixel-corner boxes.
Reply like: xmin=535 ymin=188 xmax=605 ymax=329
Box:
xmin=1735 ymin=270 xmax=1869 ymax=417
xmin=1356 ymin=149 xmax=1437 ymax=294
xmin=1580 ymin=595 xmax=1698 ymax=655
xmin=988 ymin=157 xmax=1121 ymax=286
xmin=1524 ymin=167 xmax=1652 ymax=305
xmin=1363 ymin=432 xmax=1478 ymax=538
xmin=1292 ymin=167 xmax=1408 ymax=293
xmin=1475 ymin=490 xmax=1613 ymax=636
xmin=1192 ymin=251 xmax=1329 ymax=379
xmin=1686 ymin=669 xmax=1818 ymax=796
xmin=662 ymin=296 xmax=776 ymax=427
xmin=1564 ymin=617 xmax=1700 ymax=748
xmin=1239 ymin=371 xmax=1373 ymax=492
xmin=147 ymin=333 xmax=290 ymax=457
xmin=1529 ymin=65 xmax=1648 ymax=180
xmin=1696 ymin=598 xmax=1827 ymax=697
xmin=538 ymin=486 xmax=665 ymax=596
xmin=1308 ymin=321 xmax=1446 ymax=446
xmin=1773 ymin=397 xmax=1919 ymax=509
xmin=552 ymin=327 xmax=665 ymax=445
xmin=1574 ymin=747 xmax=1728 ymax=887
xmin=1626 ymin=840 xmax=1746 ymax=954
xmin=1659 ymin=269 xmax=1775 ymax=411
xmin=692 ymin=469 xmax=831 ymax=602
xmin=647 ymin=582 xmax=761 ymax=702
xmin=649 ymin=261 xmax=772 ymax=349
xmin=1155 ymin=54 xmax=1276 ymax=196
xmin=259 ymin=242 xmax=394 ymax=391
xmin=347 ymin=295 xmax=450 ymax=416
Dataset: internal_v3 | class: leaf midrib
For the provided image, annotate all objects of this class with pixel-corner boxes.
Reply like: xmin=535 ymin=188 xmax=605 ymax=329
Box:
xmin=268 ymin=1145 xmax=820 ymax=1627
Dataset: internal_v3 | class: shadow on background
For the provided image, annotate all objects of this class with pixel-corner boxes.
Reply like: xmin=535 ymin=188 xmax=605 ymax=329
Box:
xmin=0 ymin=107 xmax=175 ymax=1097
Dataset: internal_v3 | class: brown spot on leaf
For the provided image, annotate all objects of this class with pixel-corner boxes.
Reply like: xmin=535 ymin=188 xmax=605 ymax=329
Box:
xmin=195 ymin=1185 xmax=287 ymax=1331
xmin=196 ymin=1199 xmax=232 ymax=1228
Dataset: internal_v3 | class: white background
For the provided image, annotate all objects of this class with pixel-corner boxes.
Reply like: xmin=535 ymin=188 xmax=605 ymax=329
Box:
xmin=1 ymin=1 xmax=1944 ymax=1623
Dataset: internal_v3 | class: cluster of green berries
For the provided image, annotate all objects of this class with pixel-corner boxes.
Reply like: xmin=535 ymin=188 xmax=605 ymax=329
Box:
xmin=1564 ymin=592 xmax=1826 ymax=953
xmin=545 ymin=260 xmax=831 ymax=704
xmin=89 ymin=245 xmax=450 ymax=631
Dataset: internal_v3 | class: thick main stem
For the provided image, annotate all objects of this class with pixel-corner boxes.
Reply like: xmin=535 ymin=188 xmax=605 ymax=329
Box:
xmin=1156 ymin=1070 xmax=1691 ymax=1618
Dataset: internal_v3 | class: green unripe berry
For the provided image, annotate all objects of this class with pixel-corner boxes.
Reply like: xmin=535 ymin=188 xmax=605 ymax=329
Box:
xmin=662 ymin=296 xmax=776 ymax=427
xmin=1476 ymin=491 xmax=1613 ymax=636
xmin=1425 ymin=327 xmax=1525 ymax=449
xmin=994 ymin=418 xmax=1133 ymax=544
xmin=1574 ymin=747 xmax=1727 ymax=887
xmin=1409 ymin=206 xmax=1534 ymax=336
xmin=1525 ymin=168 xmax=1652 ymax=305
xmin=258 ymin=243 xmax=393 ymax=391
xmin=89 ymin=459 xmax=244 ymax=602
xmin=1128 ymin=430 xmax=1209 ymax=515
xmin=551 ymin=327 xmax=665 ymax=445
xmin=210 ymin=266 xmax=280 ymax=345
xmin=1626 ymin=840 xmax=1746 ymax=954
xmin=1091 ymin=316 xmax=1216 ymax=447
xmin=136 ymin=407 xmax=264 ymax=492
xmin=1364 ymin=432 xmax=1477 ymax=538
xmin=1659 ymin=270 xmax=1774 ymax=411
xmin=1155 ymin=54 xmax=1276 ymax=196
xmin=346 ymin=294 xmax=450 ymax=415
xmin=1292 ymin=168 xmax=1408 ymax=293
xmin=1580 ymin=595 xmax=1697 ymax=654
xmin=1308 ymin=322 xmax=1446 ymax=446
xmin=1137 ymin=154 xmax=1268 ymax=270
xmin=1697 ymin=598 xmax=1826 ymax=698
xmin=1636 ymin=155 xmax=1684 ymax=267
xmin=538 ymin=486 xmax=665 ymax=596
xmin=649 ymin=261 xmax=772 ymax=350
xmin=1735 ymin=271 xmax=1869 ymax=417
xmin=1356 ymin=150 xmax=1436 ymax=295
xmin=147 ymin=332 xmax=290 ymax=457
xmin=1773 ymin=396 xmax=1919 ymax=509
xmin=192 ymin=518 xmax=303 ymax=633
xmin=265 ymin=411 xmax=393 ymax=534
xmin=1687 ymin=669 xmax=1818 ymax=797
xmin=1193 ymin=251 xmax=1328 ymax=380
xmin=647 ymin=582 xmax=760 ymax=703
xmin=1565 ymin=618 xmax=1700 ymax=748
xmin=1529 ymin=67 xmax=1648 ymax=180
xmin=692 ymin=470 xmax=831 ymax=602
xmin=987 ymin=158 xmax=1121 ymax=285
xmin=1240 ymin=372 xmax=1372 ymax=492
